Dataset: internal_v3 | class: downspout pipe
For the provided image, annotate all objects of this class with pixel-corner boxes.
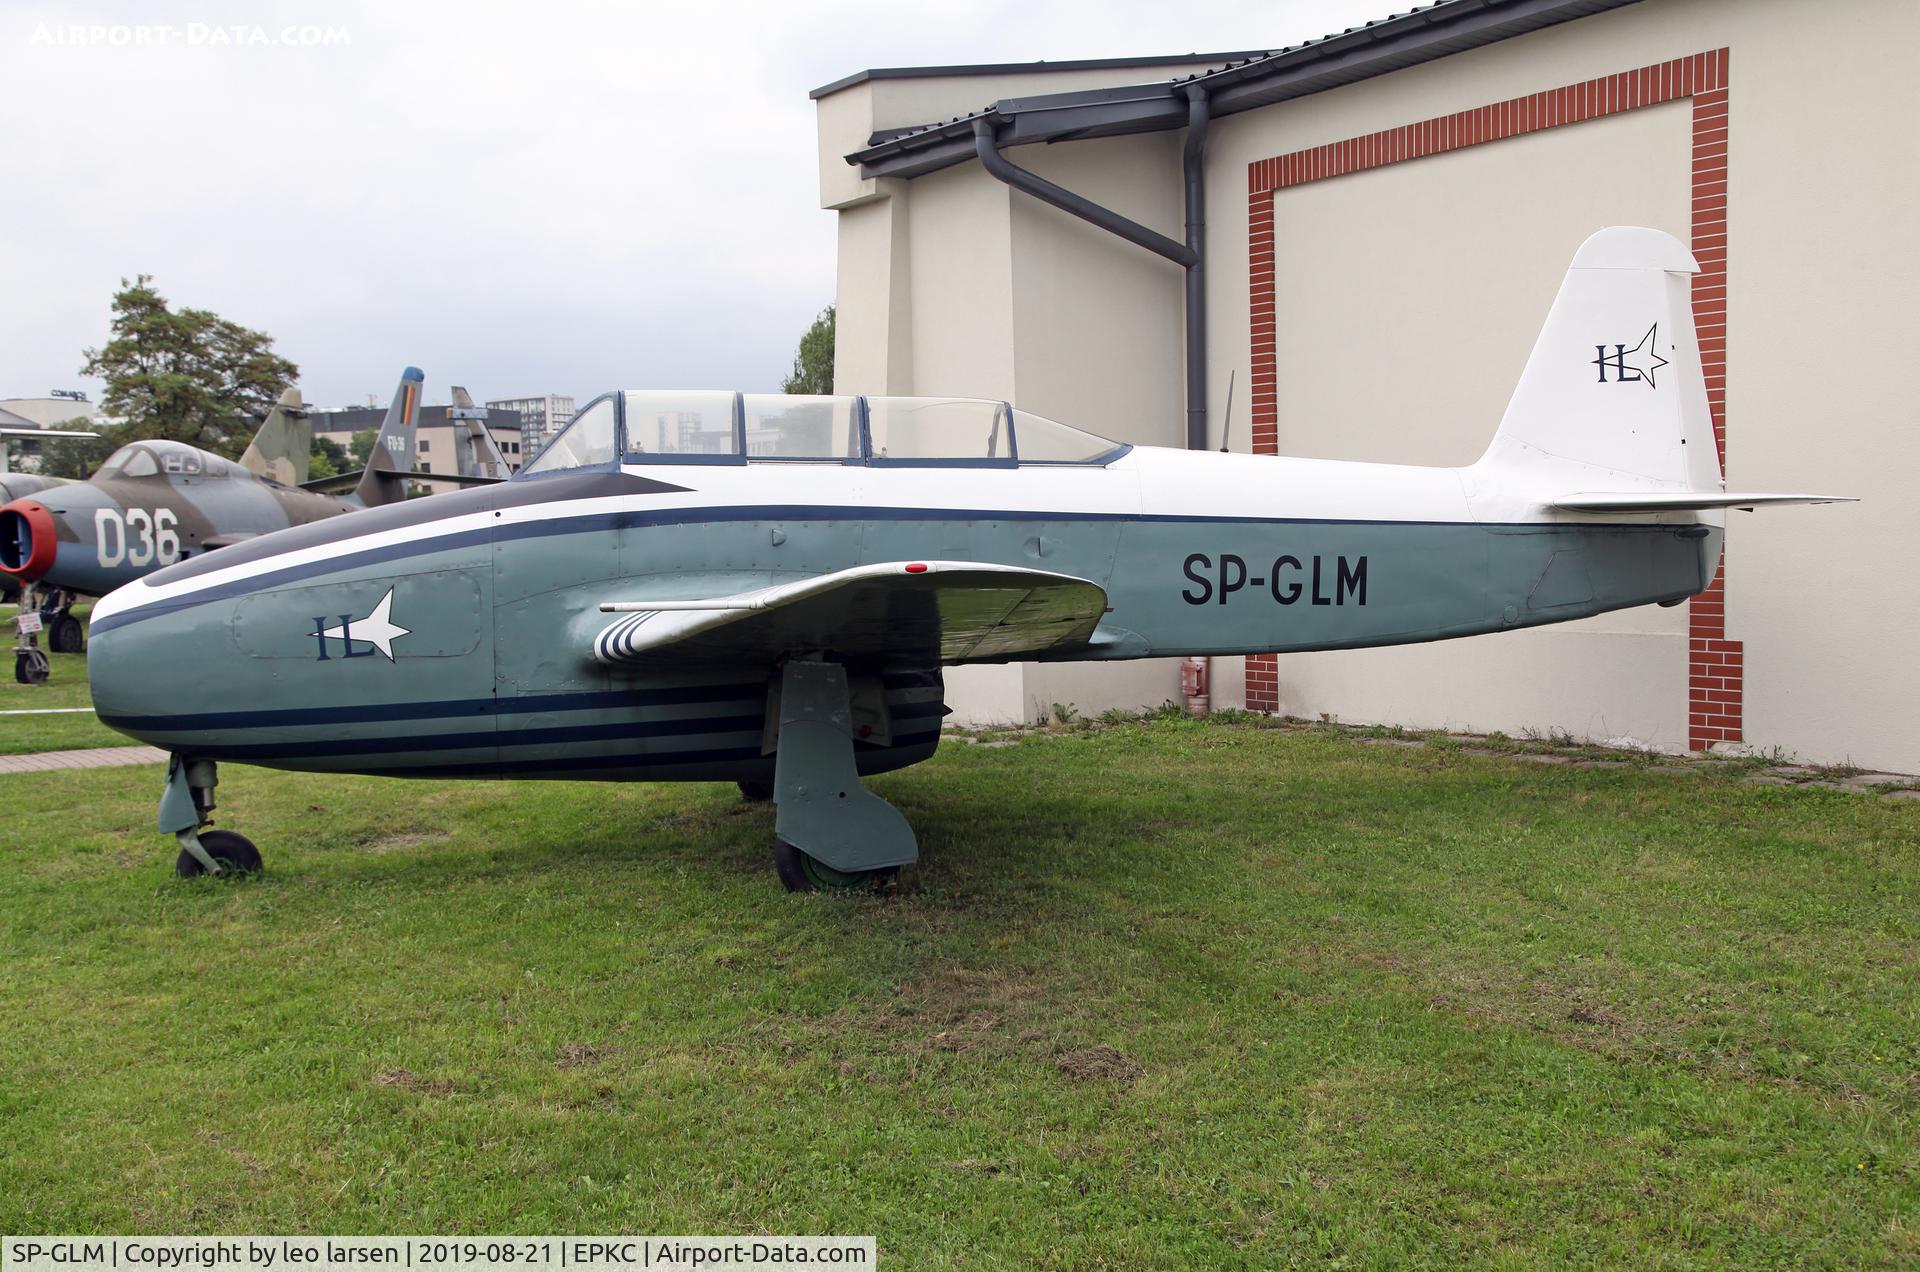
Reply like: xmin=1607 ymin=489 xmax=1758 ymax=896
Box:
xmin=1180 ymin=84 xmax=1209 ymax=452
xmin=971 ymin=117 xmax=1196 ymax=267
xmin=970 ymin=108 xmax=1212 ymax=451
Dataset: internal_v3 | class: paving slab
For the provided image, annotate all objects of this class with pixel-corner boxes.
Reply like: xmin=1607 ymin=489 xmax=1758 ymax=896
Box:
xmin=0 ymin=746 xmax=166 ymax=774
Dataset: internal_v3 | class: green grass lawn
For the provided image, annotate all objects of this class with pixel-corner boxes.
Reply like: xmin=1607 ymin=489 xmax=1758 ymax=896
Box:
xmin=0 ymin=719 xmax=1915 ymax=1265
xmin=0 ymin=603 xmax=125 ymax=753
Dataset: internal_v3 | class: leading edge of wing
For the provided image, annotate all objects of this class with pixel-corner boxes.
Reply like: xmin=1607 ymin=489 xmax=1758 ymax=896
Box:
xmin=593 ymin=560 xmax=1109 ymax=667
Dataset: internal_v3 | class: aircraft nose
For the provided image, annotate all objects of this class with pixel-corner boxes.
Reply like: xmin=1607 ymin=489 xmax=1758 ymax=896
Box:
xmin=0 ymin=499 xmax=57 ymax=579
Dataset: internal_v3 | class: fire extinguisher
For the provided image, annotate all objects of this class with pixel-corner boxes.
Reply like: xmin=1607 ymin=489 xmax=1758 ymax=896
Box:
xmin=1181 ymin=655 xmax=1210 ymax=717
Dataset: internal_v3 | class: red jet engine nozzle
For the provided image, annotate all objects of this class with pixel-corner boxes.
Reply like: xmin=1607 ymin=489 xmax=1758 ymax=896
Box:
xmin=0 ymin=499 xmax=57 ymax=579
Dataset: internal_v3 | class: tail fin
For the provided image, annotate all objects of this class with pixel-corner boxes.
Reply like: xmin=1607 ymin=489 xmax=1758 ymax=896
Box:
xmin=352 ymin=366 xmax=424 ymax=506
xmin=239 ymin=387 xmax=311 ymax=486
xmin=449 ymin=386 xmax=510 ymax=479
xmin=1474 ymin=226 xmax=1849 ymax=513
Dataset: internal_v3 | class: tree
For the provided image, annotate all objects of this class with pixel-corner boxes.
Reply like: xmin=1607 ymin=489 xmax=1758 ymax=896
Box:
xmin=781 ymin=304 xmax=834 ymax=395
xmin=79 ymin=275 xmax=298 ymax=458
xmin=37 ymin=423 xmax=123 ymax=479
xmin=308 ymin=435 xmax=344 ymax=480
xmin=349 ymin=428 xmax=378 ymax=470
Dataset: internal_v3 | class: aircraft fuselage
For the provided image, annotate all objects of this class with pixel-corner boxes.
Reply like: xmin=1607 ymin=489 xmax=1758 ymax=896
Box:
xmin=87 ymin=448 xmax=1718 ymax=779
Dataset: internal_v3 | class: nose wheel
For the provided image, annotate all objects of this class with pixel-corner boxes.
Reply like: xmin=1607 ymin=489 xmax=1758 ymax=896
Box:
xmin=175 ymin=829 xmax=262 ymax=878
xmin=159 ymin=756 xmax=263 ymax=879
xmin=13 ymin=648 xmax=48 ymax=684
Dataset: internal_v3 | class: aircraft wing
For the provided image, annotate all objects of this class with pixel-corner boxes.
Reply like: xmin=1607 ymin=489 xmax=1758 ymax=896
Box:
xmin=593 ymin=561 xmax=1108 ymax=667
xmin=0 ymin=427 xmax=98 ymax=439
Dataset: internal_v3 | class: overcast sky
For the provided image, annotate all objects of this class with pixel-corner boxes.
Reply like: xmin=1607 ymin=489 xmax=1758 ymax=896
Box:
xmin=3 ymin=0 xmax=1389 ymax=410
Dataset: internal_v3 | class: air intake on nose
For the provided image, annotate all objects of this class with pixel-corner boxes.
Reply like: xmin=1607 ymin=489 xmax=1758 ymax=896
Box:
xmin=0 ymin=499 xmax=58 ymax=578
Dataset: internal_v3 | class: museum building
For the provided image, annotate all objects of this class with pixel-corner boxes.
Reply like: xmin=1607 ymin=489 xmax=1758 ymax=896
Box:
xmin=813 ymin=0 xmax=1917 ymax=771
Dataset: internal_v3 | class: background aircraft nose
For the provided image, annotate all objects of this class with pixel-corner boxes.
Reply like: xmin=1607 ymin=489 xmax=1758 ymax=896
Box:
xmin=0 ymin=499 xmax=57 ymax=578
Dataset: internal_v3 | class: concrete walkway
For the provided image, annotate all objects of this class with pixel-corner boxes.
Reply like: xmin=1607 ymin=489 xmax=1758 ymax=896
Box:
xmin=0 ymin=745 xmax=166 ymax=773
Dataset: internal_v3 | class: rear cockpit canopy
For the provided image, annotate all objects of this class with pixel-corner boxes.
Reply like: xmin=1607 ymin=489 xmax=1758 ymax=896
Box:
xmin=97 ymin=441 xmax=231 ymax=481
xmin=517 ymin=393 xmax=1126 ymax=477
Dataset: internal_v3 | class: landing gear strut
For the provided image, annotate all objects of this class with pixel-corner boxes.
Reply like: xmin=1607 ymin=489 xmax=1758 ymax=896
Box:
xmin=768 ymin=660 xmax=916 ymax=892
xmin=11 ymin=583 xmax=80 ymax=682
xmin=159 ymin=756 xmax=261 ymax=878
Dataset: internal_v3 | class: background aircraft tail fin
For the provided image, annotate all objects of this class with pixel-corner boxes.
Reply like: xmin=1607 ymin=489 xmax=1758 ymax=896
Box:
xmin=239 ymin=387 xmax=311 ymax=486
xmin=1475 ymin=226 xmax=1726 ymax=498
xmin=450 ymin=386 xmax=511 ymax=480
xmin=353 ymin=366 xmax=425 ymax=506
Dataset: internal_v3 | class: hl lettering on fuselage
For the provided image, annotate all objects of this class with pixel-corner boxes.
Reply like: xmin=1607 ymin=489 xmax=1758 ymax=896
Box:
xmin=1181 ymin=552 xmax=1369 ymax=606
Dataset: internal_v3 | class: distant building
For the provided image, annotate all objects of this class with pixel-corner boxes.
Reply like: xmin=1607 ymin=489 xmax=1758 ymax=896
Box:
xmin=486 ymin=394 xmax=575 ymax=456
xmin=310 ymin=403 xmax=527 ymax=482
xmin=0 ymin=395 xmax=103 ymax=471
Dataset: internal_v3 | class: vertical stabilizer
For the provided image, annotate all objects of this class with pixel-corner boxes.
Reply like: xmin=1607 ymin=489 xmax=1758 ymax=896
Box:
xmin=1474 ymin=226 xmax=1722 ymax=496
xmin=239 ymin=388 xmax=311 ymax=486
xmin=352 ymin=367 xmax=424 ymax=506
xmin=450 ymin=386 xmax=510 ymax=479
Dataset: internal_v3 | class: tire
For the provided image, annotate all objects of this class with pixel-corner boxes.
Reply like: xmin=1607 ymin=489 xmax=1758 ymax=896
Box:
xmin=737 ymin=779 xmax=774 ymax=803
xmin=48 ymin=614 xmax=83 ymax=654
xmin=176 ymin=830 xmax=263 ymax=879
xmin=14 ymin=649 xmax=48 ymax=685
xmin=773 ymin=836 xmax=898 ymax=894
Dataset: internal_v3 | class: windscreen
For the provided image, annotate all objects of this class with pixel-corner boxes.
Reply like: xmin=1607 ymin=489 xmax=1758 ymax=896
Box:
xmin=522 ymin=395 xmax=616 ymax=474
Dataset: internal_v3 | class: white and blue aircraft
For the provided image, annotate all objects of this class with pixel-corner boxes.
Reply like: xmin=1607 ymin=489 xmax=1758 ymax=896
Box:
xmin=86 ymin=228 xmax=1849 ymax=888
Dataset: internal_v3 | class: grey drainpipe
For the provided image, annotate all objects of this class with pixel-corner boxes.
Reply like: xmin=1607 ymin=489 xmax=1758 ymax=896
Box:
xmin=972 ymin=106 xmax=1211 ymax=450
xmin=1180 ymin=85 xmax=1209 ymax=452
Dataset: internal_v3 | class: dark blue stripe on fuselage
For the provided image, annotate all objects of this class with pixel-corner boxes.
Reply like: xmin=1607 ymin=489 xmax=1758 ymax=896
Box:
xmin=90 ymin=502 xmax=1673 ymax=638
xmin=98 ymin=675 xmax=940 ymax=734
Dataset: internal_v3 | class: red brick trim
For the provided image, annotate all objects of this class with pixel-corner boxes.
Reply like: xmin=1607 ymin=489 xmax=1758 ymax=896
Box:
xmin=1243 ymin=49 xmax=1737 ymax=751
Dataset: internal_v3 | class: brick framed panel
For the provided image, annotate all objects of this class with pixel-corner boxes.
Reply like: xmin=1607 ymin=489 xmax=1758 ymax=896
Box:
xmin=1243 ymin=49 xmax=1737 ymax=751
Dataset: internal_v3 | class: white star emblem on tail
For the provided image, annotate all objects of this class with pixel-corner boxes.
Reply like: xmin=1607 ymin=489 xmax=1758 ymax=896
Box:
xmin=309 ymin=587 xmax=410 ymax=661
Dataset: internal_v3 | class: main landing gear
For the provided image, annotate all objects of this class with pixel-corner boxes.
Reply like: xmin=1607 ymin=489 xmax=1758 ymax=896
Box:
xmin=765 ymin=660 xmax=915 ymax=893
xmin=159 ymin=756 xmax=261 ymax=879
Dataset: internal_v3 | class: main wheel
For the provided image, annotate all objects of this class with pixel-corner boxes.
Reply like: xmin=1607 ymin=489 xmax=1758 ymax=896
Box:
xmin=48 ymin=613 xmax=83 ymax=654
xmin=773 ymin=836 xmax=899 ymax=893
xmin=14 ymin=649 xmax=48 ymax=685
xmin=737 ymin=779 xmax=774 ymax=803
xmin=176 ymin=830 xmax=263 ymax=879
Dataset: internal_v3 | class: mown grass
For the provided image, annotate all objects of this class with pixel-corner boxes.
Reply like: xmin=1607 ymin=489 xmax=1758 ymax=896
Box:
xmin=0 ymin=720 xmax=1915 ymax=1266
xmin=0 ymin=603 xmax=124 ymax=752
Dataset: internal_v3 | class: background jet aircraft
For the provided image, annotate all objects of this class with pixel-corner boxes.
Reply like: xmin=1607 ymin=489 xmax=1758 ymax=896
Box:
xmin=86 ymin=229 xmax=1851 ymax=886
xmin=0 ymin=368 xmax=428 ymax=679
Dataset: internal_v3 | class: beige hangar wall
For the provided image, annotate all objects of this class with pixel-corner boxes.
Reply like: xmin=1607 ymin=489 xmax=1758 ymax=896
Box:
xmin=1202 ymin=0 xmax=1919 ymax=770
xmin=820 ymin=0 xmax=1919 ymax=764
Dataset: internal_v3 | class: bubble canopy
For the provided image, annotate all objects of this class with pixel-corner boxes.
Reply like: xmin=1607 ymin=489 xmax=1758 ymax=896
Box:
xmin=518 ymin=393 xmax=1128 ymax=476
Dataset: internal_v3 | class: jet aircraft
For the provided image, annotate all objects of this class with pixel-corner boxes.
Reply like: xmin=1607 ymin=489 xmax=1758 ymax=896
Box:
xmin=87 ymin=229 xmax=1851 ymax=887
xmin=0 ymin=369 xmax=430 ymax=680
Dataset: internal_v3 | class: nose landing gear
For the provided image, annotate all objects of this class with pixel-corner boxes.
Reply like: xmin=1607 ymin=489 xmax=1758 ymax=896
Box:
xmin=10 ymin=584 xmax=81 ymax=683
xmin=160 ymin=756 xmax=261 ymax=878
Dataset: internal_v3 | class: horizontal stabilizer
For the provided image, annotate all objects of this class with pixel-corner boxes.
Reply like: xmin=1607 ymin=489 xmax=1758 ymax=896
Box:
xmin=301 ymin=468 xmax=499 ymax=495
xmin=594 ymin=561 xmax=1107 ymax=666
xmin=1552 ymin=491 xmax=1857 ymax=513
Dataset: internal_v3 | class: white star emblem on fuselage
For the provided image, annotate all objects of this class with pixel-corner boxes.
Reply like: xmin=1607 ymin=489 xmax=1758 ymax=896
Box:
xmin=310 ymin=588 xmax=410 ymax=661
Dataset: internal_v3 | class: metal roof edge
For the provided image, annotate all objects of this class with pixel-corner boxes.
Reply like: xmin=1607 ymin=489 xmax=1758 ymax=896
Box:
xmin=844 ymin=0 xmax=1643 ymax=177
xmin=810 ymin=50 xmax=1273 ymax=100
